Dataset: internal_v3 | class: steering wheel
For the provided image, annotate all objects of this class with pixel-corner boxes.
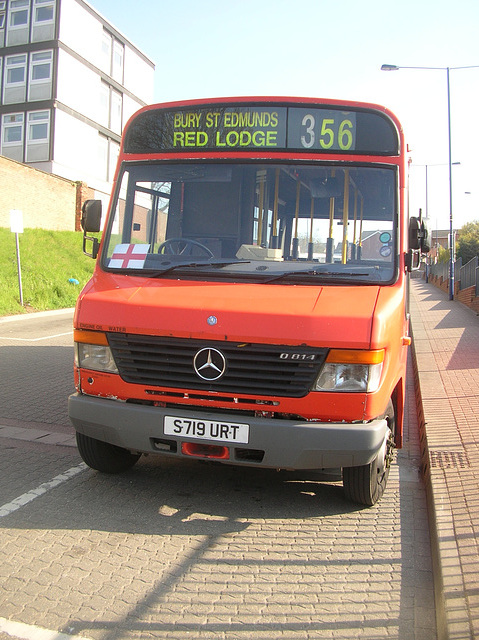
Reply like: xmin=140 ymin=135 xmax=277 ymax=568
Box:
xmin=157 ymin=238 xmax=214 ymax=258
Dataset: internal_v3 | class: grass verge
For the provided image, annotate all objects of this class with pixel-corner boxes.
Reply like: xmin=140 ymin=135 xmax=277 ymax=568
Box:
xmin=0 ymin=228 xmax=95 ymax=317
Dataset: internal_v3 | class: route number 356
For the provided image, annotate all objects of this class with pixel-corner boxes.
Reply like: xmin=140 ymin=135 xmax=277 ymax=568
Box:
xmin=300 ymin=114 xmax=354 ymax=150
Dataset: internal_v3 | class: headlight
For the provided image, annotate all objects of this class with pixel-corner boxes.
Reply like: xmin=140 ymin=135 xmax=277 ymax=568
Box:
xmin=74 ymin=330 xmax=119 ymax=374
xmin=314 ymin=349 xmax=384 ymax=393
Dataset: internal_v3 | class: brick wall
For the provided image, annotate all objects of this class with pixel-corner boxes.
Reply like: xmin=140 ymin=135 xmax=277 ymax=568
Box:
xmin=75 ymin=181 xmax=95 ymax=231
xmin=428 ymin=274 xmax=479 ymax=314
xmin=0 ymin=154 xmax=92 ymax=231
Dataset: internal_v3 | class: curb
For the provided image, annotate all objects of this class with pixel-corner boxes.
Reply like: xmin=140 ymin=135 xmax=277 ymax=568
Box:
xmin=410 ymin=314 xmax=473 ymax=640
xmin=0 ymin=308 xmax=75 ymax=324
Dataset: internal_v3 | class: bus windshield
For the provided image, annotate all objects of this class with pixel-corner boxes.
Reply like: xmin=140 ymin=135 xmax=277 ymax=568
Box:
xmin=102 ymin=162 xmax=398 ymax=285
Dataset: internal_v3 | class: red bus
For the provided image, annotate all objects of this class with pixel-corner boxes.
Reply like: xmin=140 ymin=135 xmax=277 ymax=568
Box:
xmin=70 ymin=97 xmax=429 ymax=505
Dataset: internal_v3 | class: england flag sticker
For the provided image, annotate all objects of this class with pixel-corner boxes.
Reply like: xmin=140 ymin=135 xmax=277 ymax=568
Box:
xmin=109 ymin=244 xmax=150 ymax=269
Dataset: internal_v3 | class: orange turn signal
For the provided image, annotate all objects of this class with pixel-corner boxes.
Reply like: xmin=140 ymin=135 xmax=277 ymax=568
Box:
xmin=326 ymin=349 xmax=385 ymax=365
xmin=73 ymin=329 xmax=109 ymax=346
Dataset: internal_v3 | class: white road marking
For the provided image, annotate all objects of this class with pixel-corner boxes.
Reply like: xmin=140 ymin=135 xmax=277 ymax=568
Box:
xmin=0 ymin=331 xmax=73 ymax=342
xmin=0 ymin=463 xmax=87 ymax=517
xmin=0 ymin=616 xmax=92 ymax=640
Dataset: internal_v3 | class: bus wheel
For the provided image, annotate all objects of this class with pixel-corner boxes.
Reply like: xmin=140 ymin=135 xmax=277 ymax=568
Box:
xmin=76 ymin=432 xmax=141 ymax=474
xmin=342 ymin=400 xmax=395 ymax=506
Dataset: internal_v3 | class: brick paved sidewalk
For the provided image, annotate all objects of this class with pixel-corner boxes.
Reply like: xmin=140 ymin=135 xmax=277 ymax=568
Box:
xmin=410 ymin=279 xmax=479 ymax=640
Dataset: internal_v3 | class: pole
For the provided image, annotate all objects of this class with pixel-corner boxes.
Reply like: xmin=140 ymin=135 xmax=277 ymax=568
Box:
xmin=10 ymin=209 xmax=24 ymax=306
xmin=15 ymin=232 xmax=23 ymax=306
xmin=257 ymin=174 xmax=265 ymax=246
xmin=447 ymin=67 xmax=454 ymax=300
xmin=425 ymin=165 xmax=429 ymax=219
xmin=342 ymin=170 xmax=350 ymax=264
xmin=271 ymin=168 xmax=280 ymax=249
xmin=292 ymin=179 xmax=300 ymax=259
xmin=308 ymin=197 xmax=314 ymax=260
xmin=326 ymin=169 xmax=335 ymax=263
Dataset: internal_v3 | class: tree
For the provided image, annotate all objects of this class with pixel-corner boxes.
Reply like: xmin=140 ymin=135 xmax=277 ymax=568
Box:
xmin=437 ymin=245 xmax=450 ymax=264
xmin=456 ymin=220 xmax=479 ymax=264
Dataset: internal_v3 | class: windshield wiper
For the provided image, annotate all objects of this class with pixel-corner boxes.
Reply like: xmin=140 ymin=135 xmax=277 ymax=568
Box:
xmin=147 ymin=260 xmax=250 ymax=278
xmin=262 ymin=270 xmax=371 ymax=284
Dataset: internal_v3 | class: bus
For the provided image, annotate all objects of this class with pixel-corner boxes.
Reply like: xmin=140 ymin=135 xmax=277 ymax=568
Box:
xmin=69 ymin=96 xmax=429 ymax=506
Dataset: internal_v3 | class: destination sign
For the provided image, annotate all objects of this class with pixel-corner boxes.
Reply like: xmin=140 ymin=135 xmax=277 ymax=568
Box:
xmin=124 ymin=103 xmax=399 ymax=156
xmin=170 ymin=107 xmax=286 ymax=149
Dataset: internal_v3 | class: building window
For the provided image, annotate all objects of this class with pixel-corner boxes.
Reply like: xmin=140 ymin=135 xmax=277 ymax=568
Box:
xmin=26 ymin=109 xmax=50 ymax=161
xmin=33 ymin=0 xmax=55 ymax=24
xmin=110 ymin=88 xmax=122 ymax=133
xmin=6 ymin=0 xmax=30 ymax=45
xmin=100 ymin=29 xmax=125 ymax=82
xmin=109 ymin=139 xmax=119 ymax=181
xmin=2 ymin=112 xmax=23 ymax=144
xmin=102 ymin=30 xmax=125 ymax=81
xmin=5 ymin=53 xmax=26 ymax=84
xmin=112 ymin=39 xmax=124 ymax=83
xmin=98 ymin=134 xmax=108 ymax=180
xmin=100 ymin=30 xmax=112 ymax=75
xmin=2 ymin=112 xmax=25 ymax=160
xmin=9 ymin=0 xmax=29 ymax=27
xmin=99 ymin=80 xmax=109 ymax=127
xmin=4 ymin=53 xmax=27 ymax=102
xmin=99 ymin=81 xmax=123 ymax=133
xmin=28 ymin=50 xmax=53 ymax=100
xmin=98 ymin=135 xmax=119 ymax=182
xmin=27 ymin=109 xmax=49 ymax=141
xmin=30 ymin=50 xmax=53 ymax=81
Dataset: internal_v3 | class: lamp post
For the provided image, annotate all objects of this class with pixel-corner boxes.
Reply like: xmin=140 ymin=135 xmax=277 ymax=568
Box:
xmin=381 ymin=63 xmax=479 ymax=300
xmin=410 ymin=162 xmax=460 ymax=244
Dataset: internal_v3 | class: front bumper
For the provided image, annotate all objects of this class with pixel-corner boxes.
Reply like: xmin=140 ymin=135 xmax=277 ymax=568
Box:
xmin=68 ymin=393 xmax=388 ymax=470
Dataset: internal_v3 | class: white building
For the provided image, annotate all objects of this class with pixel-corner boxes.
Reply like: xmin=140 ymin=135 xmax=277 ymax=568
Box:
xmin=0 ymin=0 xmax=155 ymax=197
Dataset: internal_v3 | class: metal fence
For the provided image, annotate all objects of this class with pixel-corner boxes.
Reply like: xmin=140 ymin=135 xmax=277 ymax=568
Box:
xmin=429 ymin=256 xmax=479 ymax=295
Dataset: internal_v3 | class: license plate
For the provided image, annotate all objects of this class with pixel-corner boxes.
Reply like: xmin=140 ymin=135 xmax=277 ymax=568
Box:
xmin=164 ymin=416 xmax=249 ymax=444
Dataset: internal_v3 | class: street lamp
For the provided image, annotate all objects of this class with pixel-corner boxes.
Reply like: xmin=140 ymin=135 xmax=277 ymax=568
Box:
xmin=381 ymin=63 xmax=479 ymax=300
xmin=410 ymin=163 xmax=460 ymax=261
xmin=411 ymin=162 xmax=460 ymax=220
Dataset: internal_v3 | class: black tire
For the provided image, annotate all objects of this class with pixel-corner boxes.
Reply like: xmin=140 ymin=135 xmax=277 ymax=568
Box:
xmin=76 ymin=432 xmax=141 ymax=474
xmin=342 ymin=400 xmax=395 ymax=506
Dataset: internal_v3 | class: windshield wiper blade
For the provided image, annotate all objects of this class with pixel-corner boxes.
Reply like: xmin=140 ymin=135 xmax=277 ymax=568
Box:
xmin=148 ymin=260 xmax=250 ymax=278
xmin=262 ymin=270 xmax=370 ymax=284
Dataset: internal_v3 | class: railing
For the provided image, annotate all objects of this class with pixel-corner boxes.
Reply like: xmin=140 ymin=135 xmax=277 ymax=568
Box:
xmin=429 ymin=256 xmax=479 ymax=294
xmin=429 ymin=261 xmax=448 ymax=280
xmin=460 ymin=256 xmax=478 ymax=290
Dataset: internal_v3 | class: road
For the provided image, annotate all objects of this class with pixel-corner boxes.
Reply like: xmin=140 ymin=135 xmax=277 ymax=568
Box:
xmin=0 ymin=309 xmax=436 ymax=640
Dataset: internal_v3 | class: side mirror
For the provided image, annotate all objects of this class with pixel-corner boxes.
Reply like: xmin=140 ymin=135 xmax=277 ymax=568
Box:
xmin=409 ymin=216 xmax=421 ymax=250
xmin=409 ymin=215 xmax=431 ymax=254
xmin=81 ymin=200 xmax=102 ymax=259
xmin=81 ymin=200 xmax=102 ymax=233
xmin=407 ymin=215 xmax=431 ymax=272
xmin=405 ymin=250 xmax=421 ymax=271
xmin=420 ymin=218 xmax=431 ymax=254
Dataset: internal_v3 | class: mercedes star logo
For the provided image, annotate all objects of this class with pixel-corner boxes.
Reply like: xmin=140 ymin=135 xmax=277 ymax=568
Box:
xmin=193 ymin=348 xmax=226 ymax=381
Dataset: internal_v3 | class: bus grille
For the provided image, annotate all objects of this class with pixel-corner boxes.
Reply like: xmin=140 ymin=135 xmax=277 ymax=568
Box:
xmin=107 ymin=333 xmax=327 ymax=398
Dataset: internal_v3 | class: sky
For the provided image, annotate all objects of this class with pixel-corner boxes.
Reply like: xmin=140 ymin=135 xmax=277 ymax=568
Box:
xmin=90 ymin=0 xmax=479 ymax=231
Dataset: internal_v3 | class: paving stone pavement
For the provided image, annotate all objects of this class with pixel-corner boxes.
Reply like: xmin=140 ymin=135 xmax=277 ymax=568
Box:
xmin=0 ymin=309 xmax=74 ymax=427
xmin=410 ymin=279 xmax=479 ymax=640
xmin=0 ymin=307 xmax=436 ymax=640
